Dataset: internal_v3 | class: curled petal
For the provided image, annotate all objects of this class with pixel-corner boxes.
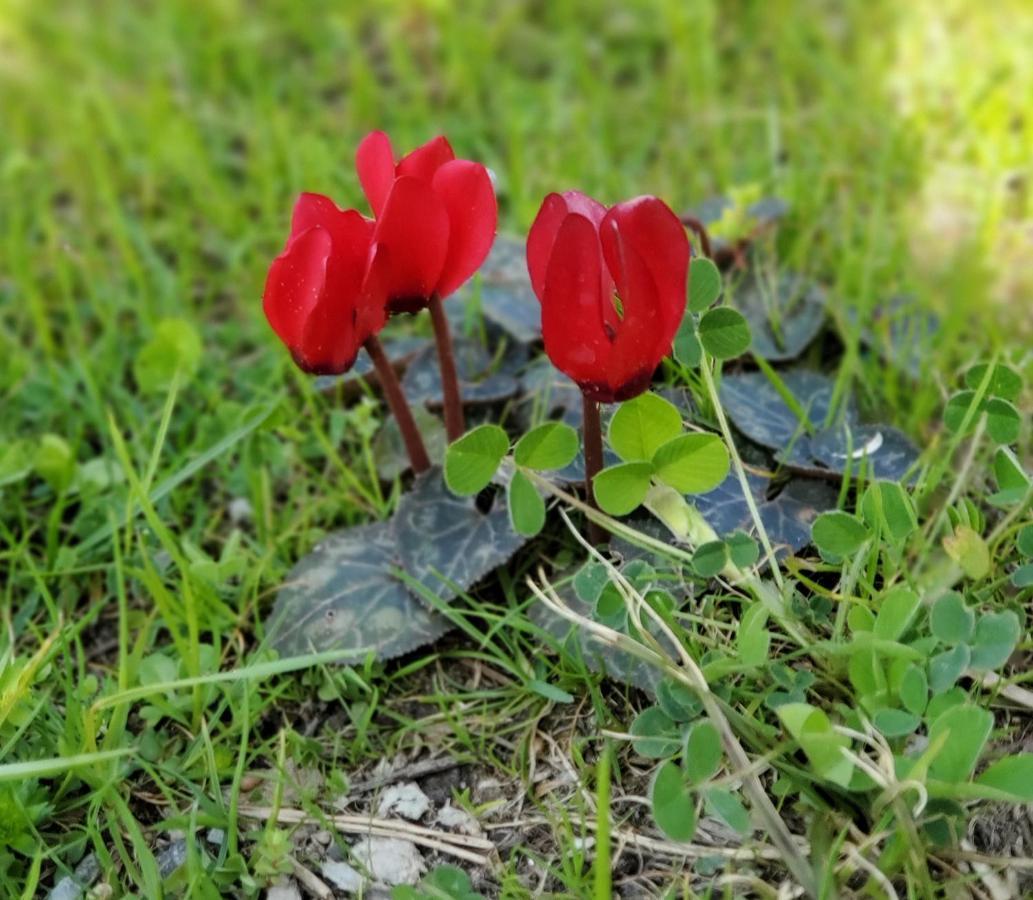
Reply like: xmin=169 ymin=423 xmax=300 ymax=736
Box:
xmin=540 ymin=214 xmax=613 ymax=391
xmin=603 ymin=197 xmax=688 ymax=350
xmin=356 ymin=131 xmax=396 ymax=218
xmin=373 ymin=175 xmax=450 ymax=313
xmin=290 ymin=194 xmax=375 ymax=305
xmin=431 ymin=160 xmax=497 ymax=298
xmin=526 ymin=191 xmax=609 ymax=302
xmin=396 ymin=135 xmax=455 ymax=183
xmin=262 ymin=226 xmax=333 ymax=368
xmin=601 ymin=224 xmax=664 ymax=398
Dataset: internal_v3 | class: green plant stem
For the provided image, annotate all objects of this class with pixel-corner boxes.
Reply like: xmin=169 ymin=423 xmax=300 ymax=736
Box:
xmin=699 ymin=359 xmax=785 ymax=590
xmin=364 ymin=334 xmax=431 ymax=475
xmin=427 ymin=293 xmax=466 ymax=441
xmin=581 ymin=393 xmax=608 ymax=546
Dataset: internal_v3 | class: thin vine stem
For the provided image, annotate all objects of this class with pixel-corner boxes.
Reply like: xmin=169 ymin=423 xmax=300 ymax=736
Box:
xmin=699 ymin=358 xmax=785 ymax=590
xmin=365 ymin=334 xmax=430 ymax=474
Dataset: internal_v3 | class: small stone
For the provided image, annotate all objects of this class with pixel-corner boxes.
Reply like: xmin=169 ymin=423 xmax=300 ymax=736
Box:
xmin=351 ymin=837 xmax=425 ymax=886
xmin=48 ymin=853 xmax=100 ymax=900
xmin=156 ymin=839 xmax=187 ymax=879
xmin=572 ymin=836 xmax=596 ymax=851
xmin=206 ymin=828 xmax=226 ymax=847
xmin=435 ymin=802 xmax=482 ymax=836
xmin=473 ymin=776 xmax=504 ymax=804
xmin=265 ymin=879 xmax=302 ymax=900
xmin=376 ymin=782 xmax=431 ymax=821
xmin=228 ymin=497 xmax=253 ymax=523
xmin=321 ymin=861 xmax=363 ymax=893
xmin=313 ymin=829 xmax=333 ymax=845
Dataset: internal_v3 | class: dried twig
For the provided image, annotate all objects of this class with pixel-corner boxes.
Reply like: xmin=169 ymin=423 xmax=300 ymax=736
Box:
xmin=238 ymin=804 xmax=494 ymax=867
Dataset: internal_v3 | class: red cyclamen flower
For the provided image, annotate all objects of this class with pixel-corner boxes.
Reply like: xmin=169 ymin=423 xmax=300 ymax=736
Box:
xmin=526 ymin=192 xmax=689 ymax=403
xmin=356 ymin=131 xmax=497 ymax=313
xmin=263 ymin=193 xmax=387 ymax=375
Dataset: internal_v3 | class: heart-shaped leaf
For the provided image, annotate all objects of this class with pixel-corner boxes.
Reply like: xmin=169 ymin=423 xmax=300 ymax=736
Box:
xmin=928 ymin=704 xmax=993 ymax=783
xmin=651 ymin=761 xmax=698 ymax=841
xmin=508 ymin=469 xmax=545 ymax=537
xmin=403 ymin=339 xmax=524 ymax=408
xmin=698 ymin=307 xmax=752 ymax=360
xmin=968 ymin=611 xmax=1020 ymax=671
xmin=688 ymin=257 xmax=723 ymax=313
xmin=395 ymin=470 xmax=528 ymax=607
xmin=929 ymin=592 xmax=975 ymax=645
xmin=514 ymin=422 xmax=579 ymax=471
xmin=693 ymin=472 xmax=838 ymax=557
xmin=651 ymin=433 xmax=729 ymax=494
xmin=593 ymin=462 xmax=655 ymax=516
xmin=608 ymin=392 xmax=683 ymax=462
xmin=264 ymin=521 xmax=452 ymax=660
xmin=733 ymin=271 xmax=826 ymax=362
xmin=450 ymin=235 xmax=541 ymax=343
xmin=444 ymin=424 xmax=510 ymax=496
xmin=811 ymin=511 xmax=871 ymax=560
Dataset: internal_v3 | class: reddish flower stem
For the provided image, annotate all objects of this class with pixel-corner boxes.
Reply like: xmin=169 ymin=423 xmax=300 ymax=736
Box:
xmin=679 ymin=214 xmax=713 ymax=259
xmin=364 ymin=334 xmax=431 ymax=475
xmin=427 ymin=293 xmax=466 ymax=441
xmin=581 ymin=393 xmax=608 ymax=546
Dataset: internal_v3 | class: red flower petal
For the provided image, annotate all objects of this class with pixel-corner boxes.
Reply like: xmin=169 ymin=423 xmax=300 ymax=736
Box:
xmin=262 ymin=226 xmax=332 ymax=361
xmin=431 ymin=160 xmax=497 ymax=298
xmin=526 ymin=191 xmax=608 ymax=302
xmin=599 ymin=224 xmax=663 ymax=398
xmin=396 ymin=135 xmax=455 ymax=183
xmin=540 ymin=214 xmax=613 ymax=391
xmin=372 ymin=175 xmax=450 ymax=313
xmin=603 ymin=197 xmax=688 ymax=351
xmin=356 ymin=131 xmax=396 ymax=218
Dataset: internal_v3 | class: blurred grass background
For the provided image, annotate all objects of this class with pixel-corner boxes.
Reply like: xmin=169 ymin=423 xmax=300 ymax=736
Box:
xmin=0 ymin=1 xmax=1031 ymax=893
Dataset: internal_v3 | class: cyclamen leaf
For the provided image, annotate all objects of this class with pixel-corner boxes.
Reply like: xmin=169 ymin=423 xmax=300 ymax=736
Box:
xmin=395 ymin=470 xmax=528 ymax=607
xmin=264 ymin=521 xmax=451 ymax=661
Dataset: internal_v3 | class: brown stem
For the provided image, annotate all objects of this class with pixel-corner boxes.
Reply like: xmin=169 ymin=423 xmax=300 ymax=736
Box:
xmin=364 ymin=334 xmax=431 ymax=475
xmin=427 ymin=293 xmax=465 ymax=441
xmin=679 ymin=214 xmax=713 ymax=260
xmin=581 ymin=393 xmax=608 ymax=546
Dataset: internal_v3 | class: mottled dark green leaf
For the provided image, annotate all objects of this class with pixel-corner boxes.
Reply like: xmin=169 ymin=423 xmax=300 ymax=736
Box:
xmin=394 ymin=470 xmax=528 ymax=607
xmin=265 ymin=521 xmax=451 ymax=660
xmin=733 ymin=272 xmax=826 ymax=362
xmin=719 ymin=369 xmax=844 ymax=464
xmin=372 ymin=408 xmax=447 ymax=480
xmin=808 ymin=423 xmax=919 ymax=482
xmin=693 ymin=472 xmax=838 ymax=557
xmin=403 ymin=339 xmax=524 ymax=408
xmin=450 ymin=235 xmax=540 ymax=343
